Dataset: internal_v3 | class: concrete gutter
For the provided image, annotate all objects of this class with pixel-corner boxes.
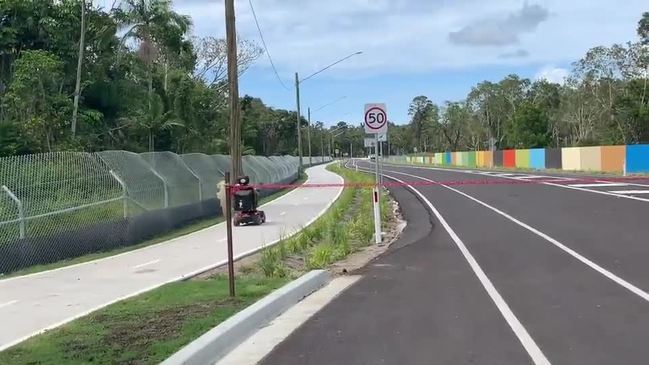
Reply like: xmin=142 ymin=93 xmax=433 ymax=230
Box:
xmin=162 ymin=270 xmax=330 ymax=365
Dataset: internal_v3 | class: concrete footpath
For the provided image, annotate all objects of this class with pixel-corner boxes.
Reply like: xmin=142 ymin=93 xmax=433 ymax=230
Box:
xmin=0 ymin=163 xmax=343 ymax=351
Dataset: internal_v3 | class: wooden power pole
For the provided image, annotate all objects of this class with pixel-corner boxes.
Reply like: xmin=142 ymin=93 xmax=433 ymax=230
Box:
xmin=225 ymin=0 xmax=241 ymax=181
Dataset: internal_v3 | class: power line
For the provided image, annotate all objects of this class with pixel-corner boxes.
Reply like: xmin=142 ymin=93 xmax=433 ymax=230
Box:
xmin=248 ymin=0 xmax=289 ymax=91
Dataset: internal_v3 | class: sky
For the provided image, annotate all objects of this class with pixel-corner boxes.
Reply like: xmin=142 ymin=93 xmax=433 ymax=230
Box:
xmin=102 ymin=0 xmax=647 ymax=126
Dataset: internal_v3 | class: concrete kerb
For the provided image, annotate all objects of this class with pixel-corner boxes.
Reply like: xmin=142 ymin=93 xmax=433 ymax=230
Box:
xmin=162 ymin=270 xmax=330 ymax=365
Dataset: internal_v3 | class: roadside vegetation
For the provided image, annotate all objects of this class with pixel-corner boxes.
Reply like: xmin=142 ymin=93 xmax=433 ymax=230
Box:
xmin=0 ymin=164 xmax=396 ymax=364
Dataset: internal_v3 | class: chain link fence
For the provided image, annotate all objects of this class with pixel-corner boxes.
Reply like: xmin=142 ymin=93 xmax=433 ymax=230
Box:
xmin=0 ymin=151 xmax=331 ymax=275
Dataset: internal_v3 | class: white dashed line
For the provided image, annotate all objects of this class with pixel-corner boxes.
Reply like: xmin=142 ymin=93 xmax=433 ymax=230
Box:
xmin=280 ymin=211 xmax=286 ymax=216
xmin=0 ymin=300 xmax=19 ymax=309
xmin=608 ymin=190 xmax=649 ymax=195
xmin=568 ymin=183 xmax=629 ymax=188
xmin=133 ymin=259 xmax=161 ymax=269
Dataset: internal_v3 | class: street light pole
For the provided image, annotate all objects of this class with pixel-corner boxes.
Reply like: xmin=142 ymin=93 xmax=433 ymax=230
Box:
xmin=295 ymin=72 xmax=303 ymax=169
xmin=294 ymin=51 xmax=361 ymax=169
xmin=307 ymin=107 xmax=312 ymax=166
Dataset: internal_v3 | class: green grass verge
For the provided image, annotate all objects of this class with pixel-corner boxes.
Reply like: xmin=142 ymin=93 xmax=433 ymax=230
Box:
xmin=0 ymin=275 xmax=289 ymax=365
xmin=258 ymin=162 xmax=391 ymax=276
xmin=0 ymin=172 xmax=308 ymax=280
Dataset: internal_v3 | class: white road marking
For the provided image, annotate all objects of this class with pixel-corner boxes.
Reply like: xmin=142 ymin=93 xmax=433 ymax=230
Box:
xmin=384 ymin=168 xmax=649 ymax=303
xmin=608 ymin=190 xmax=649 ymax=195
xmin=0 ymin=300 xmax=19 ymax=309
xmin=383 ymin=163 xmax=649 ymax=203
xmin=381 ymin=172 xmax=550 ymax=365
xmin=218 ymin=237 xmax=227 ymax=242
xmin=568 ymin=183 xmax=629 ymax=188
xmin=133 ymin=259 xmax=161 ymax=269
xmin=280 ymin=211 xmax=286 ymax=216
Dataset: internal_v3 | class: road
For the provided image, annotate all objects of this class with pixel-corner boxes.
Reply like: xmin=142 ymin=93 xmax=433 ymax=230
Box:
xmin=262 ymin=160 xmax=649 ymax=365
xmin=0 ymin=163 xmax=343 ymax=352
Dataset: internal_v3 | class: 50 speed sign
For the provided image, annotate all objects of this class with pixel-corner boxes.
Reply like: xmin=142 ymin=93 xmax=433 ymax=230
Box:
xmin=364 ymin=103 xmax=388 ymax=134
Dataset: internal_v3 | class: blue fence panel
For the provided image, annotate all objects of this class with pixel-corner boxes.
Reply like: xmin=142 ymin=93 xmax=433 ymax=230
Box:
xmin=530 ymin=148 xmax=545 ymax=169
xmin=626 ymin=144 xmax=649 ymax=173
xmin=444 ymin=152 xmax=451 ymax=165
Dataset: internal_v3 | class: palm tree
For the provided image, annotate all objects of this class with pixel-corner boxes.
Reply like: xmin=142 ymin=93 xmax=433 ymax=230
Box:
xmin=112 ymin=0 xmax=191 ymax=112
xmin=120 ymin=94 xmax=183 ymax=151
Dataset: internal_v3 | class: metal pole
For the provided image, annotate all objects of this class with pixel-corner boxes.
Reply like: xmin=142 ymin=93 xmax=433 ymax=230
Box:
xmin=373 ymin=134 xmax=382 ymax=245
xmin=307 ymin=107 xmax=312 ymax=166
xmin=350 ymin=142 xmax=353 ymax=159
xmin=150 ymin=168 xmax=169 ymax=208
xmin=320 ymin=127 xmax=325 ymax=157
xmin=379 ymin=140 xmax=384 ymax=187
xmin=224 ymin=171 xmax=236 ymax=297
xmin=109 ymin=170 xmax=128 ymax=219
xmin=2 ymin=185 xmax=25 ymax=239
xmin=295 ymin=72 xmax=303 ymax=169
xmin=226 ymin=0 xmax=242 ymax=180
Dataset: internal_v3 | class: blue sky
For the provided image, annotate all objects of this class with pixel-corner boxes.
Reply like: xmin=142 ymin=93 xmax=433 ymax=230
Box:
xmin=106 ymin=0 xmax=647 ymax=126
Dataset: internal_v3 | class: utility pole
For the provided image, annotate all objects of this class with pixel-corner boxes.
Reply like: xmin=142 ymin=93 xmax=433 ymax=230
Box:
xmin=350 ymin=142 xmax=353 ymax=159
xmin=71 ymin=0 xmax=87 ymax=138
xmin=295 ymin=73 xmax=303 ymax=169
xmin=307 ymin=107 xmax=312 ymax=166
xmin=225 ymin=0 xmax=241 ymax=181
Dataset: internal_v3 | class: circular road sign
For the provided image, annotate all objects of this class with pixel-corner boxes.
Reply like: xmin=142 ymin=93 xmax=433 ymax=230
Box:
xmin=364 ymin=105 xmax=387 ymax=131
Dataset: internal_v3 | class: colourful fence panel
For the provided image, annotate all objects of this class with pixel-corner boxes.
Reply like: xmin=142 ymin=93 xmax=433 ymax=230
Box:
xmin=601 ymin=146 xmax=625 ymax=173
xmin=503 ymin=150 xmax=516 ymax=168
xmin=484 ymin=151 xmax=494 ymax=168
xmin=467 ymin=151 xmax=476 ymax=167
xmin=580 ymin=146 xmax=601 ymax=171
xmin=444 ymin=152 xmax=451 ymax=165
xmin=515 ymin=149 xmax=531 ymax=169
xmin=435 ymin=153 xmax=443 ymax=165
xmin=451 ymin=152 xmax=457 ymax=166
xmin=494 ymin=150 xmax=504 ymax=167
xmin=562 ymin=147 xmax=581 ymax=171
xmin=545 ymin=148 xmax=562 ymax=169
xmin=477 ymin=151 xmax=484 ymax=167
xmin=530 ymin=149 xmax=545 ymax=169
xmin=626 ymin=144 xmax=649 ymax=173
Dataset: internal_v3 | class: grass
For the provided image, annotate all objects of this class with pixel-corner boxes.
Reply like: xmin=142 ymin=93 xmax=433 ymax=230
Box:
xmin=0 ymin=275 xmax=289 ymax=365
xmin=258 ymin=163 xmax=392 ymax=275
xmin=0 ymin=172 xmax=308 ymax=280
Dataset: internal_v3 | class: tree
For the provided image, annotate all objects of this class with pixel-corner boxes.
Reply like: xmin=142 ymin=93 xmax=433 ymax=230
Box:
xmin=508 ymin=102 xmax=551 ymax=148
xmin=408 ymin=96 xmax=439 ymax=152
xmin=113 ymin=0 xmax=192 ymax=111
xmin=194 ymin=37 xmax=263 ymax=85
xmin=638 ymin=12 xmax=649 ymax=45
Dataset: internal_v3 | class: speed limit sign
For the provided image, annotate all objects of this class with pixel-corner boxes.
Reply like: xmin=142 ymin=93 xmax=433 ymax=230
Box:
xmin=364 ymin=103 xmax=388 ymax=134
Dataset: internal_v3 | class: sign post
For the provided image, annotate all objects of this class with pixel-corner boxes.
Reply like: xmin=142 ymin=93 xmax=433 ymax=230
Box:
xmin=364 ymin=103 xmax=388 ymax=245
xmin=224 ymin=171 xmax=235 ymax=297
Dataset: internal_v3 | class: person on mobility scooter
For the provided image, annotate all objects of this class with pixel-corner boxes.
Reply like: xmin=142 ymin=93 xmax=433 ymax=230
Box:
xmin=232 ymin=175 xmax=266 ymax=226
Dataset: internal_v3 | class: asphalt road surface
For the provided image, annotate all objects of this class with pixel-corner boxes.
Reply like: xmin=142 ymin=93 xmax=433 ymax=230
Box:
xmin=262 ymin=160 xmax=649 ymax=365
xmin=0 ymin=164 xmax=342 ymax=352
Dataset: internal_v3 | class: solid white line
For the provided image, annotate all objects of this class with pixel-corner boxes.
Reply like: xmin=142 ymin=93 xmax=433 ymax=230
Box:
xmin=568 ymin=183 xmax=629 ymax=188
xmin=608 ymin=190 xmax=649 ymax=195
xmin=0 ymin=300 xmax=19 ymax=309
xmin=279 ymin=211 xmax=286 ymax=216
xmin=133 ymin=259 xmax=160 ymax=269
xmin=385 ymin=168 xmax=649 ymax=303
xmin=218 ymin=237 xmax=227 ymax=242
xmin=379 ymin=171 xmax=550 ymax=365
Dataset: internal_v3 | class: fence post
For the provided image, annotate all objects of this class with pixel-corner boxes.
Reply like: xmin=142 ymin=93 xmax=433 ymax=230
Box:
xmin=150 ymin=168 xmax=169 ymax=208
xmin=2 ymin=185 xmax=25 ymax=239
xmin=179 ymin=160 xmax=203 ymax=201
xmin=109 ymin=170 xmax=128 ymax=219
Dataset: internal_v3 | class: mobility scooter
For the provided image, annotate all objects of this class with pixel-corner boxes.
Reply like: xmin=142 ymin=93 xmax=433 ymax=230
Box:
xmin=232 ymin=176 xmax=266 ymax=226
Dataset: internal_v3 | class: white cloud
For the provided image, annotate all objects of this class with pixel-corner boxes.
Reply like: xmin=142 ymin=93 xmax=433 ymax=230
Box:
xmin=98 ymin=0 xmax=648 ymax=78
xmin=449 ymin=3 xmax=550 ymax=46
xmin=535 ymin=66 xmax=569 ymax=84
